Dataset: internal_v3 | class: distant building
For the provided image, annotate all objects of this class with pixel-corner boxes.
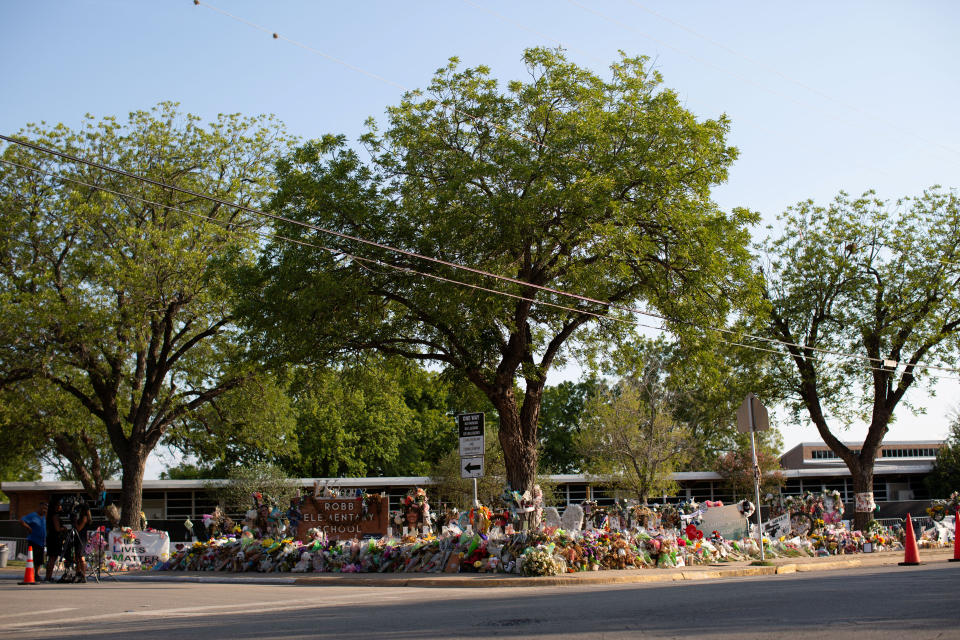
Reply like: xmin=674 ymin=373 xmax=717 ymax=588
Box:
xmin=779 ymin=440 xmax=943 ymax=470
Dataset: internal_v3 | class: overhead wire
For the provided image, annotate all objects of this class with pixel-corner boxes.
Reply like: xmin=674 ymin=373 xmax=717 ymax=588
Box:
xmin=0 ymin=156 xmax=644 ymax=326
xmin=7 ymin=154 xmax=956 ymax=383
xmin=3 ymin=134 xmax=959 ymax=379
xmin=184 ymin=4 xmax=953 ymax=362
xmin=183 ymin=4 xmax=959 ymax=360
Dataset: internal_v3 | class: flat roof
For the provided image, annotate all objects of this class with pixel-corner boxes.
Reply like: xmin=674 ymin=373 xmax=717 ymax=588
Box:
xmin=794 ymin=440 xmax=943 ymax=447
xmin=0 ymin=477 xmax=435 ymax=492
xmin=1 ymin=465 xmax=933 ymax=493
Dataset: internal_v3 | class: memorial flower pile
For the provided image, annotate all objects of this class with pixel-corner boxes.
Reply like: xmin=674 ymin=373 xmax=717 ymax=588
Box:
xmin=154 ymin=490 xmax=911 ymax=577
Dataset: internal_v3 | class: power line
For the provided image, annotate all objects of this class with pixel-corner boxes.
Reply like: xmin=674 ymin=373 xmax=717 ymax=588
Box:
xmin=0 ymin=156 xmax=641 ymax=326
xmin=8 ymin=155 xmax=955 ymax=383
xmin=184 ymin=5 xmax=958 ymax=328
xmin=3 ymin=133 xmax=959 ymax=379
xmin=182 ymin=5 xmax=944 ymax=357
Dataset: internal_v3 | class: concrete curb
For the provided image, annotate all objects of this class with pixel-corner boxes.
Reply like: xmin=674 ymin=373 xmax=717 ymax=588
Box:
xmin=2 ymin=549 xmax=952 ymax=588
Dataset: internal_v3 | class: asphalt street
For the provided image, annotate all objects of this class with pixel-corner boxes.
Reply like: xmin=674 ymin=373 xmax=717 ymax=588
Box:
xmin=1 ymin=563 xmax=957 ymax=639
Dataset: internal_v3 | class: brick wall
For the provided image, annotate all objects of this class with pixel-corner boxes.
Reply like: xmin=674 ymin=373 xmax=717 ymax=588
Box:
xmin=7 ymin=491 xmax=52 ymax=520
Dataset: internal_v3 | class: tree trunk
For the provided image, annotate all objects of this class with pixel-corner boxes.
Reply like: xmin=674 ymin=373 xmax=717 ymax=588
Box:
xmin=851 ymin=463 xmax=876 ymax=532
xmin=492 ymin=393 xmax=538 ymax=494
xmin=119 ymin=453 xmax=147 ymax=529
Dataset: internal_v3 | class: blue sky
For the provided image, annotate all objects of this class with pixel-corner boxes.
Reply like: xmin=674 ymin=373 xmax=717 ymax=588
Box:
xmin=3 ymin=1 xmax=958 ymax=475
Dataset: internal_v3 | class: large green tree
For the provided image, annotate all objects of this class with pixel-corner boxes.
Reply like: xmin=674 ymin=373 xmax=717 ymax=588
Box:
xmin=0 ymin=380 xmax=120 ymax=497
xmin=598 ymin=336 xmax=778 ymax=471
xmin=576 ymin=368 xmax=694 ymax=505
xmin=236 ymin=48 xmax=756 ymax=494
xmin=537 ymin=378 xmax=600 ymax=473
xmin=926 ymin=410 xmax=960 ymax=499
xmin=756 ymin=189 xmax=960 ymax=530
xmin=0 ymin=103 xmax=287 ymax=527
xmin=279 ymin=357 xmax=457 ymax=478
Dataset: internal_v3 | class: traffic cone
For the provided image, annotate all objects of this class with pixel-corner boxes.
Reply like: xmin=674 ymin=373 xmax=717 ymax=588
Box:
xmin=18 ymin=546 xmax=36 ymax=585
xmin=950 ymin=508 xmax=960 ymax=563
xmin=898 ymin=513 xmax=921 ymax=566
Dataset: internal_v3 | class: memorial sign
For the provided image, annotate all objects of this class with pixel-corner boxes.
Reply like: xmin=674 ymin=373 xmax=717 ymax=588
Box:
xmin=108 ymin=529 xmax=170 ymax=569
xmin=297 ymin=496 xmax=389 ymax=540
xmin=457 ymin=412 xmax=485 ymax=456
xmin=699 ymin=505 xmax=750 ymax=540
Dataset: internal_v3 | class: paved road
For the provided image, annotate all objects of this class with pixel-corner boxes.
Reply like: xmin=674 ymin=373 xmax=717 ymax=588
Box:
xmin=1 ymin=563 xmax=957 ymax=639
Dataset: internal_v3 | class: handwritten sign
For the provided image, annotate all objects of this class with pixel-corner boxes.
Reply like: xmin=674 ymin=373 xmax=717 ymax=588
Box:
xmin=699 ymin=505 xmax=750 ymax=540
xmin=108 ymin=530 xmax=170 ymax=569
xmin=297 ymin=496 xmax=388 ymax=540
xmin=763 ymin=513 xmax=790 ymax=539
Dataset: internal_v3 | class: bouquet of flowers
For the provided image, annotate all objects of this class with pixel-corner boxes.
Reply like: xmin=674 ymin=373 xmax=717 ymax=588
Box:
xmin=520 ymin=544 xmax=566 ymax=576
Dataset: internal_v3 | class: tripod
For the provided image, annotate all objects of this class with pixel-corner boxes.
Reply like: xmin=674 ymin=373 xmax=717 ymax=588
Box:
xmin=56 ymin=526 xmax=85 ymax=583
xmin=86 ymin=526 xmax=117 ymax=583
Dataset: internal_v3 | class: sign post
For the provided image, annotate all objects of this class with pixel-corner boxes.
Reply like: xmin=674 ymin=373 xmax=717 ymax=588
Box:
xmin=736 ymin=393 xmax=770 ymax=562
xmin=457 ymin=412 xmax=485 ymax=506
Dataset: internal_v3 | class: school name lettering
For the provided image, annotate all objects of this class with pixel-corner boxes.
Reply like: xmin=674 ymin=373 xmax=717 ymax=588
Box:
xmin=304 ymin=501 xmax=361 ymax=533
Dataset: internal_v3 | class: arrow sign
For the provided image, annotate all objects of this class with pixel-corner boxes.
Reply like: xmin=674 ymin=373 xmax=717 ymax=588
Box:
xmin=460 ymin=455 xmax=484 ymax=479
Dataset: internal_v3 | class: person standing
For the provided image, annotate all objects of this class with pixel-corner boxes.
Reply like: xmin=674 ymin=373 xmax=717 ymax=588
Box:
xmin=45 ymin=498 xmax=63 ymax=582
xmin=18 ymin=501 xmax=47 ymax=572
xmin=45 ymin=496 xmax=91 ymax=583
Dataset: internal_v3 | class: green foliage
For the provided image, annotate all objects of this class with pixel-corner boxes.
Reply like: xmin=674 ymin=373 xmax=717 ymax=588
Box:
xmin=163 ymin=368 xmax=297 ymax=473
xmin=926 ymin=411 xmax=960 ymax=498
xmin=429 ymin=421 xmax=558 ymax=509
xmin=575 ymin=351 xmax=695 ymax=504
xmin=235 ymin=47 xmax=757 ymax=493
xmin=279 ymin=357 xmax=458 ymax=478
xmin=0 ymin=418 xmax=41 ymax=502
xmin=537 ymin=378 xmax=600 ymax=473
xmin=160 ymin=463 xmax=222 ymax=480
xmin=593 ymin=336 xmax=780 ymax=471
xmin=0 ymin=102 xmax=288 ymax=527
xmin=212 ymin=462 xmax=300 ymax=511
xmin=0 ymin=381 xmax=119 ymax=497
xmin=757 ymin=189 xmax=960 ymax=481
xmin=715 ymin=434 xmax=786 ymax=499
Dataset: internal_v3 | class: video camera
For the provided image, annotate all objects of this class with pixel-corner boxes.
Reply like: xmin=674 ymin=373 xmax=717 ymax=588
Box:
xmin=56 ymin=495 xmax=87 ymax=530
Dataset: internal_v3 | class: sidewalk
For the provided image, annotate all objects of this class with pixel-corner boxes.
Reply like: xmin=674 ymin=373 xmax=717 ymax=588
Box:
xmin=1 ymin=548 xmax=954 ymax=588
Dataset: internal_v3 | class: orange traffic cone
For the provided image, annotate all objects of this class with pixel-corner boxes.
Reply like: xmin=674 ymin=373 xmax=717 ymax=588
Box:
xmin=950 ymin=508 xmax=960 ymax=563
xmin=18 ymin=546 xmax=37 ymax=585
xmin=898 ymin=513 xmax=921 ymax=566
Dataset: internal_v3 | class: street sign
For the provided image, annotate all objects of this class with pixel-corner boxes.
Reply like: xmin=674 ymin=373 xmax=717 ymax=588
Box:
xmin=460 ymin=456 xmax=484 ymax=479
xmin=735 ymin=392 xmax=770 ymax=561
xmin=736 ymin=393 xmax=770 ymax=433
xmin=457 ymin=412 xmax=485 ymax=457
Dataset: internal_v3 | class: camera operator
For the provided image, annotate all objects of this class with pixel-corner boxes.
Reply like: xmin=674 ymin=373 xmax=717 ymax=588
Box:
xmin=46 ymin=496 xmax=91 ymax=583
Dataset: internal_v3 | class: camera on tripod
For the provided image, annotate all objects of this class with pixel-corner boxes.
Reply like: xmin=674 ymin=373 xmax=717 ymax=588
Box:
xmin=57 ymin=495 xmax=86 ymax=530
xmin=54 ymin=495 xmax=89 ymax=583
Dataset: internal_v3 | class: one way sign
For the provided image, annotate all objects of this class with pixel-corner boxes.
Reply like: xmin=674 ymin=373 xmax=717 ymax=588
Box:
xmin=460 ymin=456 xmax=484 ymax=479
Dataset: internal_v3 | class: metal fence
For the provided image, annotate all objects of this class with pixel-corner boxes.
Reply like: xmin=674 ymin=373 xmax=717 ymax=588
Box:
xmin=875 ymin=516 xmax=935 ymax=529
xmin=0 ymin=537 xmax=31 ymax=559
